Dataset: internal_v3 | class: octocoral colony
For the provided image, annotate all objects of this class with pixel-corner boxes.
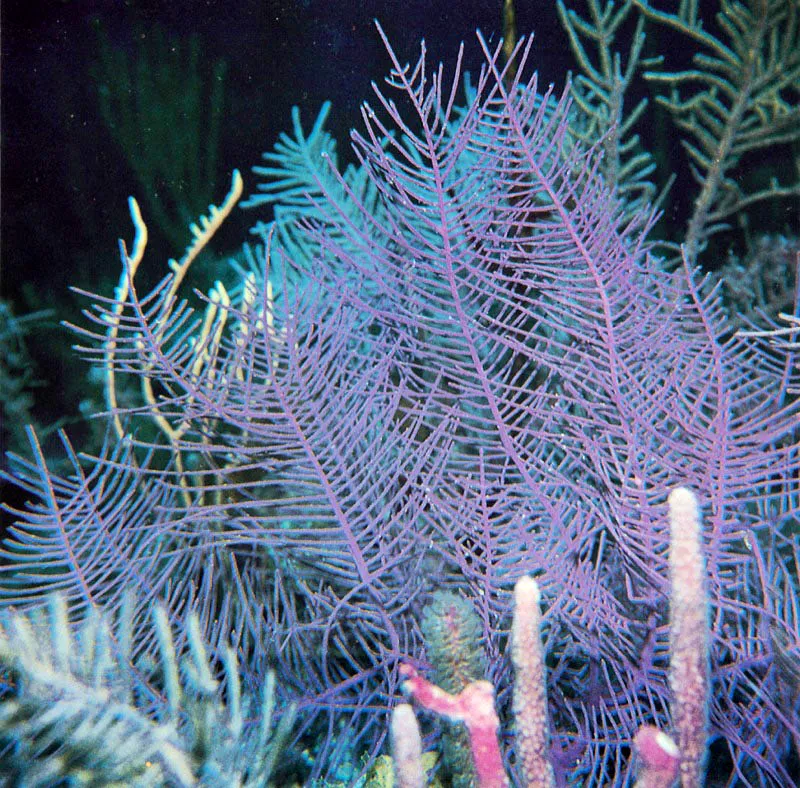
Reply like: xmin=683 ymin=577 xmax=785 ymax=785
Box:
xmin=1 ymin=0 xmax=799 ymax=784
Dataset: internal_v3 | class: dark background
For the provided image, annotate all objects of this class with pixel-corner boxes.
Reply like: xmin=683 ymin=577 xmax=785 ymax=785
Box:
xmin=0 ymin=0 xmax=569 ymax=428
xmin=1 ymin=0 xmax=569 ymax=304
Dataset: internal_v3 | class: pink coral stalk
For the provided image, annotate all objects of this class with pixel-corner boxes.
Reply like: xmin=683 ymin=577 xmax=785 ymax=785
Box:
xmin=400 ymin=663 xmax=508 ymax=788
xmin=667 ymin=487 xmax=709 ymax=786
xmin=511 ymin=575 xmax=555 ymax=787
xmin=634 ymin=725 xmax=680 ymax=788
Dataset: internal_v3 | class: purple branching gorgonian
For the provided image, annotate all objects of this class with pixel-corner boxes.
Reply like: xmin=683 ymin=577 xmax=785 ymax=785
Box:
xmin=2 ymin=25 xmax=799 ymax=783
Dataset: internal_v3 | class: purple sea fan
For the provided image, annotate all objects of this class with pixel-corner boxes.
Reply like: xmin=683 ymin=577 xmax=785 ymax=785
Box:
xmin=2 ymin=26 xmax=799 ymax=783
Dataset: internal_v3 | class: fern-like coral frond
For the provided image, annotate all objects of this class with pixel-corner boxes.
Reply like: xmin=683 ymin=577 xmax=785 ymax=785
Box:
xmin=633 ymin=0 xmax=800 ymax=260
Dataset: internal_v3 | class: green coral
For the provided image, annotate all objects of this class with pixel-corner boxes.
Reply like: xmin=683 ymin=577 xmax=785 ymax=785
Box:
xmin=557 ymin=0 xmax=659 ymax=220
xmin=558 ymin=0 xmax=800 ymax=264
xmin=634 ymin=0 xmax=800 ymax=262
xmin=420 ymin=592 xmax=489 ymax=788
